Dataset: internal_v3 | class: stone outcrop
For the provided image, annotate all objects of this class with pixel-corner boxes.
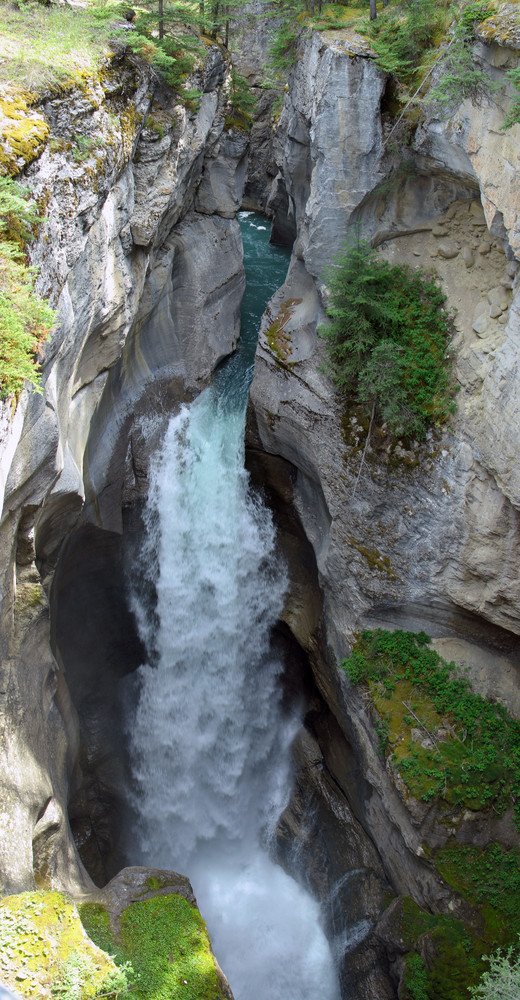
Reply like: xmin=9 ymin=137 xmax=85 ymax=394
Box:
xmin=247 ymin=24 xmax=520 ymax=999
xmin=0 ymin=43 xmax=248 ymax=895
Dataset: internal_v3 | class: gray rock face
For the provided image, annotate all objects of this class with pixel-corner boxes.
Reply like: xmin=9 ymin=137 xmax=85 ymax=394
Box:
xmin=268 ymin=32 xmax=386 ymax=278
xmin=196 ymin=131 xmax=249 ymax=217
xmin=247 ymin=27 xmax=520 ymax=998
xmin=0 ymin=46 xmax=248 ymax=895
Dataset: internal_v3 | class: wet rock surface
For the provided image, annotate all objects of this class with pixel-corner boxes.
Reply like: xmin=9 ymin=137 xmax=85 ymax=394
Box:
xmin=0 ymin=45 xmax=248 ymax=896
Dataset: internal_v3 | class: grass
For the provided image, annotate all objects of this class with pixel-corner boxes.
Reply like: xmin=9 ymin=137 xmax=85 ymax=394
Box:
xmin=343 ymin=630 xmax=520 ymax=995
xmin=0 ymin=0 xmax=124 ymax=94
xmin=435 ymin=842 xmax=520 ymax=942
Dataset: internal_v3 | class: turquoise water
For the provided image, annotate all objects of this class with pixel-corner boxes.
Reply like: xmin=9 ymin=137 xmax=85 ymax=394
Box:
xmin=129 ymin=215 xmax=340 ymax=1000
xmin=213 ymin=211 xmax=290 ymax=409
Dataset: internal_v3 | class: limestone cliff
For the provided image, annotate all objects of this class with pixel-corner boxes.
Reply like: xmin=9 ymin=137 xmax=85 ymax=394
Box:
xmin=0 ymin=42 xmax=247 ymax=895
xmin=246 ymin=21 xmax=520 ymax=999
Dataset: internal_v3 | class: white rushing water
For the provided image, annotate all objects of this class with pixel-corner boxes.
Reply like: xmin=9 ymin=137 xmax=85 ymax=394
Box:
xmin=127 ymin=214 xmax=340 ymax=1000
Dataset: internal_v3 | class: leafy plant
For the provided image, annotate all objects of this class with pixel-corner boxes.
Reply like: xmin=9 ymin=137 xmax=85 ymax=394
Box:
xmin=319 ymin=237 xmax=455 ymax=439
xmin=0 ymin=178 xmax=54 ymax=399
xmin=435 ymin=842 xmax=520 ymax=929
xmin=341 ymin=629 xmax=520 ymax=825
xmin=502 ymin=66 xmax=520 ymax=129
xmin=394 ymin=896 xmax=488 ymax=1000
xmin=367 ymin=0 xmax=446 ymax=86
xmin=426 ymin=1 xmax=496 ymax=109
xmin=403 ymin=953 xmax=430 ymax=1000
xmin=469 ymin=936 xmax=520 ymax=1000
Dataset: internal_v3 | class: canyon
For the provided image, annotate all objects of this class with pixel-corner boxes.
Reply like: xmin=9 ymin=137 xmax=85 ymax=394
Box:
xmin=0 ymin=6 xmax=520 ymax=998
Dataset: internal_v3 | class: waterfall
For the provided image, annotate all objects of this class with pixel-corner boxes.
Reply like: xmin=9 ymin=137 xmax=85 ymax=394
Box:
xmin=126 ymin=214 xmax=340 ymax=1000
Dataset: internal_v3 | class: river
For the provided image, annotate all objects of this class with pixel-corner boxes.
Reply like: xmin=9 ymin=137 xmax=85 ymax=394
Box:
xmin=126 ymin=212 xmax=340 ymax=1000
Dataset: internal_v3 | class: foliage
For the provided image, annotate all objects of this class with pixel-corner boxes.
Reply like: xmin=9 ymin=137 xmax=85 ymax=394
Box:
xmin=340 ymin=629 xmax=520 ymax=824
xmin=394 ymin=896 xmax=487 ymax=1000
xmin=427 ymin=2 xmax=496 ymax=109
xmin=319 ymin=238 xmax=455 ymax=439
xmin=402 ymin=953 xmax=430 ymax=1000
xmin=268 ymin=14 xmax=304 ymax=76
xmin=366 ymin=0 xmax=447 ymax=86
xmin=502 ymin=66 xmax=520 ymax=130
xmin=125 ymin=20 xmax=203 ymax=108
xmin=226 ymin=67 xmax=256 ymax=128
xmin=81 ymin=895 xmax=228 ymax=1000
xmin=435 ymin=842 xmax=520 ymax=935
xmin=0 ymin=0 xmax=123 ymax=92
xmin=0 ymin=178 xmax=53 ymax=399
xmin=0 ymin=892 xmax=127 ymax=1000
xmin=469 ymin=936 xmax=520 ymax=1000
xmin=0 ymin=177 xmax=42 ymax=243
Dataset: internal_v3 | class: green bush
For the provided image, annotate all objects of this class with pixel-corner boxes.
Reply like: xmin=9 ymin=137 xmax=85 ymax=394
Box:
xmin=470 ymin=936 xmax=520 ymax=1000
xmin=226 ymin=67 xmax=257 ymax=129
xmin=367 ymin=0 xmax=446 ymax=86
xmin=502 ymin=66 xmax=520 ymax=129
xmin=0 ymin=177 xmax=54 ymax=399
xmin=403 ymin=953 xmax=430 ymax=1000
xmin=341 ymin=629 xmax=520 ymax=824
xmin=319 ymin=238 xmax=455 ymax=439
xmin=426 ymin=2 xmax=496 ymax=109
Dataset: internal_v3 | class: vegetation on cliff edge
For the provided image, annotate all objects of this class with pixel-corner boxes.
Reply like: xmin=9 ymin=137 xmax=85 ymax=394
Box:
xmin=343 ymin=629 xmax=520 ymax=999
xmin=319 ymin=239 xmax=455 ymax=440
xmin=341 ymin=628 xmax=520 ymax=821
xmin=0 ymin=177 xmax=54 ymax=399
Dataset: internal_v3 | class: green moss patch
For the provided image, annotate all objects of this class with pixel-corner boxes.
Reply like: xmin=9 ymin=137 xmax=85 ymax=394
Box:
xmin=435 ymin=841 xmax=520 ymax=943
xmin=391 ymin=896 xmax=487 ymax=1000
xmin=0 ymin=891 xmax=126 ymax=999
xmin=0 ymin=89 xmax=50 ymax=177
xmin=81 ymin=894 xmax=228 ymax=1000
xmin=341 ymin=629 xmax=520 ymax=819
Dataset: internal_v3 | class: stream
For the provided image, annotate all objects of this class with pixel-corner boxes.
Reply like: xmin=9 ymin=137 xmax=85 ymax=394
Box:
xmin=126 ymin=212 xmax=340 ymax=1000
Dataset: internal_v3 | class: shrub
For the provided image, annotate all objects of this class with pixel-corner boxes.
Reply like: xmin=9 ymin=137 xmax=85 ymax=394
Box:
xmin=319 ymin=237 xmax=455 ymax=439
xmin=469 ymin=936 xmax=520 ymax=1000
xmin=0 ymin=178 xmax=54 ymax=399
xmin=341 ymin=629 xmax=520 ymax=824
xmin=367 ymin=0 xmax=446 ymax=86
xmin=426 ymin=2 xmax=496 ymax=109
xmin=502 ymin=66 xmax=520 ymax=130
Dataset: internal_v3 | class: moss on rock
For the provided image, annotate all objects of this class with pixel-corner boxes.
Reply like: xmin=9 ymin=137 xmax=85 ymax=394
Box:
xmin=0 ymin=891 xmax=125 ymax=999
xmin=80 ymin=894 xmax=229 ymax=1000
xmin=0 ymin=89 xmax=50 ymax=177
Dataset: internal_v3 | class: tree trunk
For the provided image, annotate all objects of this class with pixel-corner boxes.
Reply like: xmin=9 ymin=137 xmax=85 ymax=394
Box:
xmin=158 ymin=0 xmax=164 ymax=38
xmin=370 ymin=0 xmax=377 ymax=19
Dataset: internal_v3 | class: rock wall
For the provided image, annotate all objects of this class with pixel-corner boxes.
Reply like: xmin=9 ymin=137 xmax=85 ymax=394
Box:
xmin=247 ymin=25 xmax=520 ymax=999
xmin=0 ymin=44 xmax=248 ymax=894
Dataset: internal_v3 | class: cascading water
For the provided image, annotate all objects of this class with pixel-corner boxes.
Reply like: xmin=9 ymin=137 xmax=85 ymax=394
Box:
xmin=127 ymin=213 xmax=340 ymax=1000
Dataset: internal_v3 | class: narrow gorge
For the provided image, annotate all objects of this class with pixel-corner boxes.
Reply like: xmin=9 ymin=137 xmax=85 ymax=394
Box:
xmin=1 ymin=2 xmax=520 ymax=999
